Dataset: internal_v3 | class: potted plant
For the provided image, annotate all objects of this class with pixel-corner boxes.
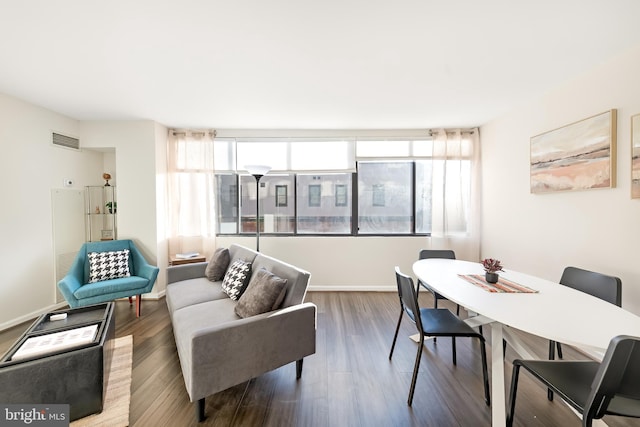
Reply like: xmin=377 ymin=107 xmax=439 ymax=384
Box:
xmin=481 ymin=258 xmax=504 ymax=283
xmin=105 ymin=201 xmax=117 ymax=214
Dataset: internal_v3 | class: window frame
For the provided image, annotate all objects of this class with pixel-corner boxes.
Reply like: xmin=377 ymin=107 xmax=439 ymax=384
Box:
xmin=213 ymin=135 xmax=473 ymax=237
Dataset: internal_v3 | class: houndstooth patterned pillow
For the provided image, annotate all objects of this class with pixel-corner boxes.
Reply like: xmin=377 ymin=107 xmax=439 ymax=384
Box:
xmin=221 ymin=259 xmax=252 ymax=300
xmin=88 ymin=250 xmax=131 ymax=283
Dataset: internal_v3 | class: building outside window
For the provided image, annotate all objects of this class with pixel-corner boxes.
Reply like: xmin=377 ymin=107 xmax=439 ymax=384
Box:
xmin=308 ymin=184 xmax=321 ymax=207
xmin=275 ymin=185 xmax=288 ymax=207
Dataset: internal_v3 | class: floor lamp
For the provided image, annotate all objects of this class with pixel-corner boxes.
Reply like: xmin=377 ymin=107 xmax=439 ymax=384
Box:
xmin=245 ymin=165 xmax=271 ymax=252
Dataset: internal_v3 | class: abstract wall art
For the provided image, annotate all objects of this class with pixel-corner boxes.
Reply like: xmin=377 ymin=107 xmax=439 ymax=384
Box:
xmin=530 ymin=109 xmax=616 ymax=194
xmin=632 ymin=114 xmax=640 ymax=198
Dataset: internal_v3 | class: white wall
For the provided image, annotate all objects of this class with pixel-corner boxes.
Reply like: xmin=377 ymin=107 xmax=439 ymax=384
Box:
xmin=481 ymin=43 xmax=640 ymax=315
xmin=79 ymin=121 xmax=164 ymax=296
xmin=0 ymin=93 xmax=104 ymax=328
xmin=216 ymin=235 xmax=430 ymax=291
xmin=154 ymin=122 xmax=169 ymax=295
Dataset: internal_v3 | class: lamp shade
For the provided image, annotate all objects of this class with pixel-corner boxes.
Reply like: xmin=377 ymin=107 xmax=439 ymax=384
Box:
xmin=244 ymin=164 xmax=272 ymax=176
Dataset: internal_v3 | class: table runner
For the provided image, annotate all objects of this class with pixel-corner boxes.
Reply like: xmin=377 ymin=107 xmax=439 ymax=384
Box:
xmin=458 ymin=274 xmax=538 ymax=293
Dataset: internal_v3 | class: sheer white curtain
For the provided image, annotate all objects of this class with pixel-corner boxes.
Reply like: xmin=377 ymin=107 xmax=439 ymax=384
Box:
xmin=167 ymin=130 xmax=217 ymax=258
xmin=430 ymin=128 xmax=481 ymax=261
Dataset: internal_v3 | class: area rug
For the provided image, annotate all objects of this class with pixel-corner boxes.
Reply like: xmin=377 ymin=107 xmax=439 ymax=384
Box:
xmin=71 ymin=335 xmax=132 ymax=427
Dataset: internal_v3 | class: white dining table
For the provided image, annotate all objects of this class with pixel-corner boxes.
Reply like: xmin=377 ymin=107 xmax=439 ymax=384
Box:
xmin=413 ymin=258 xmax=640 ymax=427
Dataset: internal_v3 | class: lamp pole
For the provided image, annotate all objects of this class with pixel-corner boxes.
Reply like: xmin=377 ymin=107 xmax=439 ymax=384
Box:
xmin=245 ymin=165 xmax=271 ymax=252
xmin=253 ymin=174 xmax=263 ymax=252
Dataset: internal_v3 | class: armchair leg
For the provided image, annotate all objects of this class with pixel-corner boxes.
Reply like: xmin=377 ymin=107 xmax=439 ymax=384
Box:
xmin=136 ymin=295 xmax=142 ymax=317
xmin=128 ymin=296 xmax=133 ymax=305
xmin=296 ymin=359 xmax=304 ymax=379
xmin=196 ymin=398 xmax=205 ymax=422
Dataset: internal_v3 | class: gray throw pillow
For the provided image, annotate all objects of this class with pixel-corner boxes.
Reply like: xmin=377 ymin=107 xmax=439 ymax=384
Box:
xmin=205 ymin=247 xmax=231 ymax=282
xmin=234 ymin=268 xmax=288 ymax=318
xmin=221 ymin=259 xmax=252 ymax=300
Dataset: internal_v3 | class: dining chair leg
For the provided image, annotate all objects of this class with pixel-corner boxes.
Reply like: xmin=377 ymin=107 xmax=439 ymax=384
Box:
xmin=556 ymin=341 xmax=563 ymax=359
xmin=408 ymin=337 xmax=425 ymax=406
xmin=451 ymin=337 xmax=457 ymax=365
xmin=433 ymin=297 xmax=438 ymax=343
xmin=389 ymin=309 xmax=403 ymax=359
xmin=506 ymin=363 xmax=522 ymax=427
xmin=547 ymin=341 xmax=555 ymax=401
xmin=480 ymin=338 xmax=490 ymax=406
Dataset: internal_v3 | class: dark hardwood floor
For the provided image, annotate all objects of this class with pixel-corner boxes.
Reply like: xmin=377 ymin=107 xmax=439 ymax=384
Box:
xmin=1 ymin=292 xmax=639 ymax=427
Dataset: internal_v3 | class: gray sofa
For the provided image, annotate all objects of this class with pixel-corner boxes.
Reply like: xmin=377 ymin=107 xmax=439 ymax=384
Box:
xmin=166 ymin=244 xmax=316 ymax=422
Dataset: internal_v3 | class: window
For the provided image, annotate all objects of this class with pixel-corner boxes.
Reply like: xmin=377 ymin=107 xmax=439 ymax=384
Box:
xmin=335 ymin=185 xmax=348 ymax=207
xmin=372 ymin=185 xmax=385 ymax=207
xmin=216 ymin=174 xmax=238 ymax=234
xmin=275 ymin=185 xmax=288 ymax=207
xmin=297 ymin=174 xmax=351 ymax=234
xmin=358 ymin=162 xmax=413 ymax=234
xmin=236 ymin=138 xmax=355 ymax=172
xmin=213 ymin=135 xmax=474 ymax=236
xmin=308 ymin=185 xmax=321 ymax=207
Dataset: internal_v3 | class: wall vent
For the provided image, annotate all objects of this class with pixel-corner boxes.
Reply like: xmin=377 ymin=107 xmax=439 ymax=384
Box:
xmin=52 ymin=132 xmax=80 ymax=150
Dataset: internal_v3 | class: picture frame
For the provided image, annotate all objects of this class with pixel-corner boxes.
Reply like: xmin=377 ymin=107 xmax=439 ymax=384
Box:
xmin=530 ymin=109 xmax=617 ymax=194
xmin=632 ymin=114 xmax=640 ymax=198
xmin=101 ymin=229 xmax=114 ymax=240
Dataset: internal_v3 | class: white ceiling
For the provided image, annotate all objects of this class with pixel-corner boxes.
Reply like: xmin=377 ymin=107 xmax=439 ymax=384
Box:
xmin=1 ymin=0 xmax=640 ymax=130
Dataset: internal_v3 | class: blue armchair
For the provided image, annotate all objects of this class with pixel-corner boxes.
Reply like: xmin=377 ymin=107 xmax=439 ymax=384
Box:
xmin=57 ymin=239 xmax=159 ymax=317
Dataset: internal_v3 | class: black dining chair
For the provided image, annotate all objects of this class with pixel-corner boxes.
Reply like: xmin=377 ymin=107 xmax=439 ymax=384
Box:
xmin=547 ymin=266 xmax=622 ymax=400
xmin=389 ymin=267 xmax=490 ymax=406
xmin=508 ymin=335 xmax=640 ymax=427
xmin=418 ymin=250 xmax=460 ymax=316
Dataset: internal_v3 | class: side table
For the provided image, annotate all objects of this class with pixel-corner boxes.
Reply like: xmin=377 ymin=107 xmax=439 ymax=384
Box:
xmin=170 ymin=255 xmax=206 ymax=265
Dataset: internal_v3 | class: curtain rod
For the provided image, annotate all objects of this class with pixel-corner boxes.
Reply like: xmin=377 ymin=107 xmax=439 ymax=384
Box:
xmin=171 ymin=129 xmax=217 ymax=137
xmin=428 ymin=128 xmax=476 ymax=136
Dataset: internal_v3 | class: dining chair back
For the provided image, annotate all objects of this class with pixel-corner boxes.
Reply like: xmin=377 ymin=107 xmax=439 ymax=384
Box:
xmin=418 ymin=250 xmax=459 ymax=315
xmin=547 ymin=266 xmax=622 ymax=400
xmin=389 ymin=267 xmax=490 ymax=406
xmin=560 ymin=266 xmax=622 ymax=306
xmin=549 ymin=267 xmax=622 ymax=358
xmin=508 ymin=335 xmax=640 ymax=427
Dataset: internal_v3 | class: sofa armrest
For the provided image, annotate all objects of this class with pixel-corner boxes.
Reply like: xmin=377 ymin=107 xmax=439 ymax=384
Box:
xmin=167 ymin=262 xmax=208 ymax=284
xmin=185 ymin=302 xmax=317 ymax=401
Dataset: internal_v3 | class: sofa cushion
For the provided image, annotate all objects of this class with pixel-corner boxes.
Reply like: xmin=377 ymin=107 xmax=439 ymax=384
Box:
xmin=87 ymin=250 xmax=131 ymax=283
xmin=205 ymin=247 xmax=230 ymax=282
xmin=234 ymin=268 xmax=287 ymax=318
xmin=74 ymin=275 xmax=148 ymax=299
xmin=221 ymin=260 xmax=252 ymax=300
xmin=166 ymin=277 xmax=229 ymax=313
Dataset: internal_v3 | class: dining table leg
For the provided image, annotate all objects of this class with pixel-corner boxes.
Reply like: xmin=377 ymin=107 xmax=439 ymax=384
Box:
xmin=491 ymin=322 xmax=506 ymax=427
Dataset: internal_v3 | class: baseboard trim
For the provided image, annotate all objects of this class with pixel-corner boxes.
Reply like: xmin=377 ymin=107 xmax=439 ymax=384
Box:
xmin=142 ymin=290 xmax=165 ymax=300
xmin=0 ymin=302 xmax=68 ymax=332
